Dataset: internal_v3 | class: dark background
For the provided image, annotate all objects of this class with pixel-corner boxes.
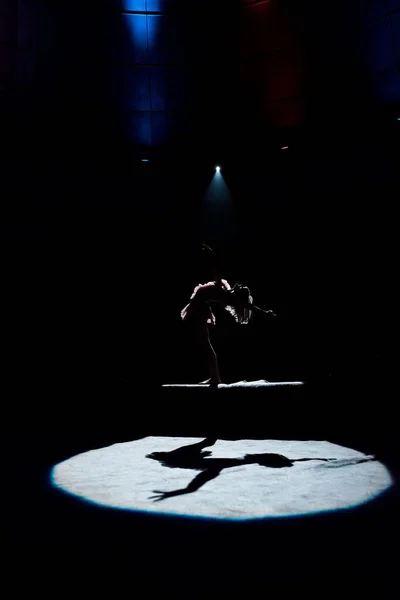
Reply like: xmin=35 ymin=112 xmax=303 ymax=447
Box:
xmin=1 ymin=0 xmax=399 ymax=400
xmin=1 ymin=3 xmax=400 ymax=586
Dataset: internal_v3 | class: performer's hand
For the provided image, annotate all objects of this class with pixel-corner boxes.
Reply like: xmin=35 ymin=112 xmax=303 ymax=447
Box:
xmin=263 ymin=309 xmax=277 ymax=318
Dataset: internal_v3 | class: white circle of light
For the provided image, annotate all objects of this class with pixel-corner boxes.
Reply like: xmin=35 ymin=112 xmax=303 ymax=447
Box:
xmin=51 ymin=437 xmax=392 ymax=520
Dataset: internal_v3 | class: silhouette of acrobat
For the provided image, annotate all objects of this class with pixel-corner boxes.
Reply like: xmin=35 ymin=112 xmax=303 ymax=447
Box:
xmin=147 ymin=438 xmax=336 ymax=501
xmin=181 ymin=243 xmax=276 ymax=386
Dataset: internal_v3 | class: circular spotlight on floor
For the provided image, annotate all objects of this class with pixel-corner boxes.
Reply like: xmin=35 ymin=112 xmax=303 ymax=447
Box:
xmin=50 ymin=438 xmax=392 ymax=521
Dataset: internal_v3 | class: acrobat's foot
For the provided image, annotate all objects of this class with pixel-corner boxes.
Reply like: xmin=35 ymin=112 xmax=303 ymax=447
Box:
xmin=198 ymin=378 xmax=221 ymax=387
xmin=203 ymin=437 xmax=217 ymax=447
xmin=210 ymin=379 xmax=220 ymax=388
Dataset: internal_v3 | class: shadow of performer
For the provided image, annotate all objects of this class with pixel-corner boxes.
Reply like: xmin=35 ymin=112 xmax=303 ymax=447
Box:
xmin=147 ymin=438 xmax=335 ymax=501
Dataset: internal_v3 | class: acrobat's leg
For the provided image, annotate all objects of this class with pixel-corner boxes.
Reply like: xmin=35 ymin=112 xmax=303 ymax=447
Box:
xmin=205 ymin=324 xmax=221 ymax=386
xmin=196 ymin=320 xmax=221 ymax=386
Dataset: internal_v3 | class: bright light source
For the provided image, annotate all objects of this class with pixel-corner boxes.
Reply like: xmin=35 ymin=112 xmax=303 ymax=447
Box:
xmin=216 ymin=166 xmax=220 ymax=172
xmin=281 ymin=146 xmax=289 ymax=150
xmin=141 ymin=159 xmax=149 ymax=162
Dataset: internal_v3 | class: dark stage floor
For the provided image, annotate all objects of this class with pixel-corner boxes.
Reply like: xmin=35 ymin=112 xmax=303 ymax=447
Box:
xmin=3 ymin=379 xmax=399 ymax=592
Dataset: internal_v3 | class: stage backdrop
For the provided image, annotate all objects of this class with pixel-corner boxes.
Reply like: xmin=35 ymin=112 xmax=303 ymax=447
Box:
xmin=6 ymin=1 xmax=400 ymax=157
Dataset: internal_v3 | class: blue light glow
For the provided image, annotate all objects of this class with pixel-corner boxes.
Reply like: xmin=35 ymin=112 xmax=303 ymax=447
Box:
xmin=122 ymin=1 xmax=145 ymax=10
xmin=146 ymin=1 xmax=167 ymax=11
xmin=120 ymin=0 xmax=185 ymax=147
xmin=122 ymin=1 xmax=166 ymax=11
xmin=122 ymin=14 xmax=149 ymax=53
xmin=122 ymin=7 xmax=162 ymax=52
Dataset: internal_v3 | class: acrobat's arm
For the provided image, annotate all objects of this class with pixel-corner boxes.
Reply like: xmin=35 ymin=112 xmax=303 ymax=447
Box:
xmin=201 ymin=242 xmax=222 ymax=283
xmin=236 ymin=297 xmax=276 ymax=318
xmin=252 ymin=305 xmax=277 ymax=318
